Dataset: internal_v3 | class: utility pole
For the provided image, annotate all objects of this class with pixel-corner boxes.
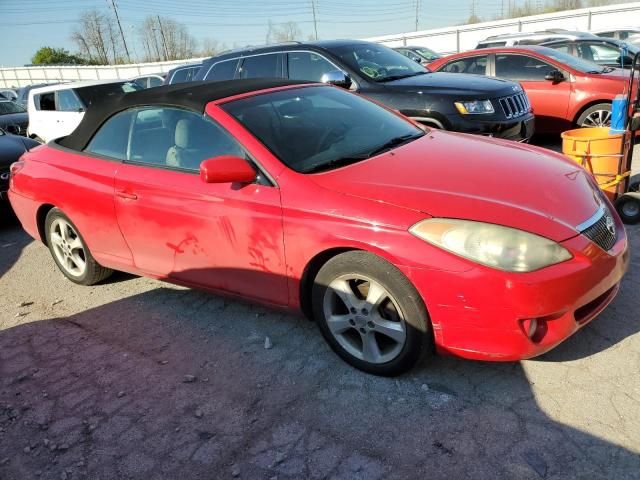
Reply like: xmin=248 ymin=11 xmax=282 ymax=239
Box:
xmin=471 ymin=0 xmax=476 ymax=18
xmin=415 ymin=0 xmax=420 ymax=31
xmin=110 ymin=0 xmax=131 ymax=63
xmin=157 ymin=15 xmax=169 ymax=60
xmin=310 ymin=0 xmax=318 ymax=40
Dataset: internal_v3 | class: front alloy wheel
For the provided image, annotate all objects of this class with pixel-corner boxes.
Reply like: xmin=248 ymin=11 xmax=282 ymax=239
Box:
xmin=45 ymin=208 xmax=113 ymax=285
xmin=313 ymin=251 xmax=431 ymax=376
xmin=577 ymin=103 xmax=612 ymax=128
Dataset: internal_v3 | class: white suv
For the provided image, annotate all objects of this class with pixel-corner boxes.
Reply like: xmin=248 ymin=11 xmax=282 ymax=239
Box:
xmin=27 ymin=80 xmax=141 ymax=142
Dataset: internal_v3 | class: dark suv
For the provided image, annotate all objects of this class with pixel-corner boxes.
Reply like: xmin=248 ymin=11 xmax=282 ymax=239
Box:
xmin=193 ymin=40 xmax=535 ymax=141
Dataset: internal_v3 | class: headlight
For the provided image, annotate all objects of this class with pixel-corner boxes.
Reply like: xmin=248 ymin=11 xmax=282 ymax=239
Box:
xmin=409 ymin=219 xmax=572 ymax=272
xmin=454 ymin=100 xmax=494 ymax=114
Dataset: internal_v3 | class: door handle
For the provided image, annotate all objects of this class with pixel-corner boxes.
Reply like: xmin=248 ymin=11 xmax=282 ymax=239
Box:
xmin=115 ymin=190 xmax=138 ymax=200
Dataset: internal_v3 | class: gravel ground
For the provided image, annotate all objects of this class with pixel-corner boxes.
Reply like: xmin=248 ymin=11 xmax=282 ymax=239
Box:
xmin=0 ymin=140 xmax=639 ymax=480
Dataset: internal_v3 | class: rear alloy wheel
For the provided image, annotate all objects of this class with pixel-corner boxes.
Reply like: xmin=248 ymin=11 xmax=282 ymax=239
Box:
xmin=312 ymin=251 xmax=431 ymax=376
xmin=45 ymin=208 xmax=113 ymax=285
xmin=577 ymin=103 xmax=612 ymax=128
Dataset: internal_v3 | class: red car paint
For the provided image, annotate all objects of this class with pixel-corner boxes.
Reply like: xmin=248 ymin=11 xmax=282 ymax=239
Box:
xmin=428 ymin=46 xmax=632 ymax=133
xmin=9 ymin=84 xmax=629 ymax=361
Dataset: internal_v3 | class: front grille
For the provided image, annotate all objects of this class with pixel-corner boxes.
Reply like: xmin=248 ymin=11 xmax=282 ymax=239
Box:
xmin=580 ymin=209 xmax=617 ymax=251
xmin=498 ymin=92 xmax=530 ymax=119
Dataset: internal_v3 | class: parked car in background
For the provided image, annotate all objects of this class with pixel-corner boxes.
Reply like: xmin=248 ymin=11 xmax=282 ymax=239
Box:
xmin=0 ymin=99 xmax=29 ymax=136
xmin=393 ymin=46 xmax=441 ymax=65
xmin=9 ymin=79 xmax=628 ymax=375
xmin=132 ymin=74 xmax=165 ymax=89
xmin=27 ymin=80 xmax=142 ymax=143
xmin=193 ymin=40 xmax=534 ymax=140
xmin=0 ymin=89 xmax=18 ymax=102
xmin=163 ymin=63 xmax=202 ymax=85
xmin=15 ymin=83 xmax=52 ymax=109
xmin=476 ymin=30 xmax=598 ymax=49
xmin=429 ymin=46 xmax=632 ymax=132
xmin=541 ymin=37 xmax=640 ymax=69
xmin=1 ymin=127 xmax=39 ymax=202
xmin=592 ymin=27 xmax=640 ymax=41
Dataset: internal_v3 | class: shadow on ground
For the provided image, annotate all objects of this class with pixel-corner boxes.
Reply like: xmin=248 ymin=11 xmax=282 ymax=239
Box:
xmin=1 ymin=232 xmax=639 ymax=479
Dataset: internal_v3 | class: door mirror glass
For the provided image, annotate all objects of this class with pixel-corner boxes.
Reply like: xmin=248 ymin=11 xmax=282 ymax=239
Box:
xmin=200 ymin=156 xmax=256 ymax=184
xmin=320 ymin=70 xmax=352 ymax=89
xmin=544 ymin=69 xmax=565 ymax=82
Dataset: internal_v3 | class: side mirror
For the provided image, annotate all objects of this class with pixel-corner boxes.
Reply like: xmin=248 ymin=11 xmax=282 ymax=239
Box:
xmin=199 ymin=156 xmax=256 ymax=184
xmin=544 ymin=69 xmax=565 ymax=83
xmin=320 ymin=70 xmax=352 ymax=89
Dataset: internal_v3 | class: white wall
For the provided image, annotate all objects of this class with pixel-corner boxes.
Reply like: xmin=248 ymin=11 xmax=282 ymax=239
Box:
xmin=366 ymin=2 xmax=640 ymax=54
xmin=0 ymin=58 xmax=204 ymax=88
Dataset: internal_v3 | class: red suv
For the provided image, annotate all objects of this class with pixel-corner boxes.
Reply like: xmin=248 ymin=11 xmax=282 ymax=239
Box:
xmin=428 ymin=46 xmax=631 ymax=133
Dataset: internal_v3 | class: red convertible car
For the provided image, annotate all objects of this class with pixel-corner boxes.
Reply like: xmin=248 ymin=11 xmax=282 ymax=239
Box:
xmin=9 ymin=79 xmax=629 ymax=375
xmin=428 ymin=46 xmax=632 ymax=133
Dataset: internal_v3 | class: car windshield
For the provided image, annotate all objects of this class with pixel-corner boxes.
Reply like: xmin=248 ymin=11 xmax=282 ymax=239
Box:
xmin=328 ymin=43 xmax=428 ymax=82
xmin=222 ymin=86 xmax=424 ymax=173
xmin=539 ymin=47 xmax=607 ymax=73
xmin=0 ymin=100 xmax=26 ymax=115
xmin=415 ymin=47 xmax=440 ymax=61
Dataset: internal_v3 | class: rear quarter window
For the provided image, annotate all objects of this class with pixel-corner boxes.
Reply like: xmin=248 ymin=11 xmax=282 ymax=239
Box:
xmin=204 ymin=59 xmax=239 ymax=81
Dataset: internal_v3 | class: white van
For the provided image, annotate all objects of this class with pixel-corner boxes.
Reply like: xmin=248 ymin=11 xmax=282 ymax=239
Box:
xmin=27 ymin=80 xmax=141 ymax=142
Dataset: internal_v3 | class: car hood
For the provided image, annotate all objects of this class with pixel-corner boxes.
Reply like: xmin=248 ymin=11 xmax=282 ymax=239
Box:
xmin=309 ymin=131 xmax=602 ymax=242
xmin=380 ymin=72 xmax=520 ymax=97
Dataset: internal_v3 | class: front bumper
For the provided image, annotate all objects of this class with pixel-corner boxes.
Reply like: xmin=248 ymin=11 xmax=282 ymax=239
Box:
xmin=401 ymin=221 xmax=629 ymax=361
xmin=445 ymin=112 xmax=535 ymax=142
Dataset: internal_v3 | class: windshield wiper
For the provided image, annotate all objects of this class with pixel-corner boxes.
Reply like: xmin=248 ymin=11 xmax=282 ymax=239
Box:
xmin=302 ymin=133 xmax=424 ymax=174
xmin=602 ymin=66 xmax=615 ymax=73
xmin=366 ymin=132 xmax=424 ymax=157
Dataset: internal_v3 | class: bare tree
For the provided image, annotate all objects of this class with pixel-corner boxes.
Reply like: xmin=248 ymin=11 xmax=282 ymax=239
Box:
xmin=267 ymin=21 xmax=302 ymax=43
xmin=139 ymin=16 xmax=196 ymax=62
xmin=200 ymin=38 xmax=227 ymax=57
xmin=71 ymin=10 xmax=124 ymax=64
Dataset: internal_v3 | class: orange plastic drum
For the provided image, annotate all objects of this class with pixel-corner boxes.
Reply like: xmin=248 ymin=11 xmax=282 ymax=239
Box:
xmin=561 ymin=127 xmax=624 ymax=200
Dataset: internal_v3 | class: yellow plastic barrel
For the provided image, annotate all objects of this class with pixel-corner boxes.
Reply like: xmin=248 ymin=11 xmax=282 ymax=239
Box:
xmin=561 ymin=127 xmax=624 ymax=200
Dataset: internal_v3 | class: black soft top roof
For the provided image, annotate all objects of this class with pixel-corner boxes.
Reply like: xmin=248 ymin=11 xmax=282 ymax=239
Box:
xmin=59 ymin=78 xmax=310 ymax=151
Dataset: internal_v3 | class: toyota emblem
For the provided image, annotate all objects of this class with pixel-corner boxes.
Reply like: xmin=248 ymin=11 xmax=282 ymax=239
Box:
xmin=605 ymin=215 xmax=616 ymax=236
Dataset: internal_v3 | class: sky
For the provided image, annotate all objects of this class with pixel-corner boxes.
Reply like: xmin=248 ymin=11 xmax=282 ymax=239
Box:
xmin=0 ymin=0 xmax=525 ymax=66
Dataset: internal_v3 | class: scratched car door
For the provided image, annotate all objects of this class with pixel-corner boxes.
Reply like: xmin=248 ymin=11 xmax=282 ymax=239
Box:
xmin=113 ymin=106 xmax=289 ymax=305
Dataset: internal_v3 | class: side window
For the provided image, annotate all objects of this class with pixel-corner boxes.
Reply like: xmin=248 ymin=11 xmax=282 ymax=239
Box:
xmin=204 ymin=60 xmax=238 ymax=81
xmin=127 ymin=107 xmax=246 ymax=171
xmin=37 ymin=92 xmax=55 ymax=111
xmin=441 ymin=56 xmax=487 ymax=75
xmin=149 ymin=77 xmax=163 ymax=88
xmin=288 ymin=51 xmax=338 ymax=81
xmin=239 ymin=54 xmax=282 ymax=79
xmin=85 ymin=110 xmax=134 ymax=160
xmin=550 ymin=44 xmax=571 ymax=55
xmin=170 ymin=69 xmax=188 ymax=84
xmin=56 ymin=90 xmax=83 ymax=112
xmin=598 ymin=31 xmax=615 ymax=38
xmin=586 ymin=43 xmax=622 ymax=63
xmin=495 ymin=54 xmax=556 ymax=81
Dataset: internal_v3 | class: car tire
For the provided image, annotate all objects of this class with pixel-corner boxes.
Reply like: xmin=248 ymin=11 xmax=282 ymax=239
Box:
xmin=615 ymin=192 xmax=640 ymax=224
xmin=312 ymin=251 xmax=432 ymax=376
xmin=576 ymin=103 xmax=612 ymax=128
xmin=44 ymin=208 xmax=113 ymax=285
